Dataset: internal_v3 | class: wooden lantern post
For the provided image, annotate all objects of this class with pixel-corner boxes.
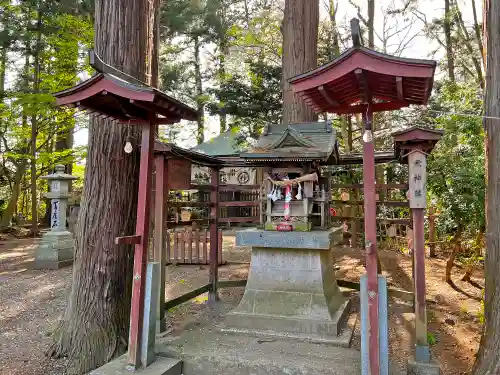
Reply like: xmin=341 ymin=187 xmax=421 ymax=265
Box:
xmin=393 ymin=126 xmax=443 ymax=365
xmin=408 ymin=149 xmax=429 ymax=362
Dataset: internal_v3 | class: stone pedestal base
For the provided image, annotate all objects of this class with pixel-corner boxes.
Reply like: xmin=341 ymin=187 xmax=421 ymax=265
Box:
xmin=223 ymin=229 xmax=350 ymax=344
xmin=407 ymin=359 xmax=441 ymax=375
xmin=34 ymin=230 xmax=75 ymax=269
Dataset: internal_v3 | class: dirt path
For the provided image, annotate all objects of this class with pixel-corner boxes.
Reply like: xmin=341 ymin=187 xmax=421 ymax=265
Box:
xmin=0 ymin=236 xmax=482 ymax=375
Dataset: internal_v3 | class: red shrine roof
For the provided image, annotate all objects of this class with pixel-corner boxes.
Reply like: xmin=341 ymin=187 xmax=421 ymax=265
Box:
xmin=289 ymin=46 xmax=436 ymax=114
xmin=54 ymin=73 xmax=198 ymax=123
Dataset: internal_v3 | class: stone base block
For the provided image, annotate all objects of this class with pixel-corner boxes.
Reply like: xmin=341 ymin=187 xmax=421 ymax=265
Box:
xmin=157 ymin=329 xmax=362 ymax=375
xmin=34 ymin=230 xmax=74 ymax=269
xmin=226 ymin=229 xmax=350 ymax=343
xmin=89 ymin=354 xmax=182 ymax=375
xmin=407 ymin=359 xmax=441 ymax=375
xmin=223 ymin=298 xmax=351 ymax=342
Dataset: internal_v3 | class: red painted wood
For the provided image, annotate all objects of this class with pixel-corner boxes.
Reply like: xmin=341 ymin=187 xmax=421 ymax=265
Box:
xmin=174 ymin=231 xmax=179 ymax=263
xmin=362 ymin=108 xmax=380 ymax=375
xmin=168 ymin=159 xmax=192 ymax=190
xmin=219 ymin=217 xmax=259 ymax=223
xmin=290 ymin=49 xmax=435 ymax=93
xmin=180 ymin=230 xmax=186 ymax=263
xmin=413 ymin=208 xmax=428 ymax=347
xmin=320 ymin=100 xmax=410 ymax=115
xmin=115 ymin=235 xmax=141 ymax=245
xmin=56 ymin=76 xmax=154 ymax=106
xmin=218 ymin=229 xmax=223 ymax=265
xmin=209 ymin=168 xmax=220 ymax=300
xmin=202 ymin=229 xmax=208 ymax=264
xmin=187 ymin=229 xmax=193 ymax=264
xmin=128 ymin=122 xmax=154 ymax=367
xmin=393 ymin=128 xmax=444 ymax=143
xmin=166 ymin=231 xmax=171 ymax=263
xmin=219 ymin=184 xmax=261 ymax=191
xmin=194 ymin=230 xmax=200 ymax=263
xmin=218 ymin=201 xmax=259 ymax=207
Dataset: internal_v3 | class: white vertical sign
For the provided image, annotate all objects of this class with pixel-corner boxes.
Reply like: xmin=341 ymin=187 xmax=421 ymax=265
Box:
xmin=408 ymin=151 xmax=427 ymax=209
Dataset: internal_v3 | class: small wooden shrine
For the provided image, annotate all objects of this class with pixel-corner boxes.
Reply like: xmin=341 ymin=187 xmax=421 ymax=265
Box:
xmin=240 ymin=121 xmax=339 ymax=231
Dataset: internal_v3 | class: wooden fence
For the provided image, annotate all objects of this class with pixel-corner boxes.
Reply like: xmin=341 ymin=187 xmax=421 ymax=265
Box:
xmin=329 ymin=182 xmax=411 ymax=248
xmin=166 ymin=228 xmax=224 ymax=265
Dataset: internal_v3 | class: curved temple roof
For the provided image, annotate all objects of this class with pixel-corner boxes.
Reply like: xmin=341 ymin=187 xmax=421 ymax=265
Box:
xmin=289 ymin=46 xmax=437 ymax=114
xmin=53 ymin=73 xmax=198 ymax=123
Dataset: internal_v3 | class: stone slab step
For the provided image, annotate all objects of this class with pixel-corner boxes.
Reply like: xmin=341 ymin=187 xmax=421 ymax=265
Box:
xmin=89 ymin=354 xmax=182 ymax=375
xmin=157 ymin=329 xmax=361 ymax=375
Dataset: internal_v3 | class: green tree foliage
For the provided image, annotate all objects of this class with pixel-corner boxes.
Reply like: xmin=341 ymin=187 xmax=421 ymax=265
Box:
xmin=0 ymin=0 xmax=92 ymax=228
xmin=207 ymin=60 xmax=282 ymax=137
xmin=427 ymin=81 xmax=485 ymax=234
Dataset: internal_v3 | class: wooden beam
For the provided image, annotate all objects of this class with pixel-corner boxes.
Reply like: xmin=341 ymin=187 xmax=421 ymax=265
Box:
xmin=153 ymin=155 xmax=167 ymax=333
xmin=115 ymin=235 xmax=141 ymax=245
xmin=164 ymin=284 xmax=211 ymax=310
xmin=355 ymin=68 xmax=372 ymax=103
xmin=350 ymin=18 xmax=363 ymax=46
xmin=89 ymin=49 xmax=149 ymax=87
xmin=328 ymin=101 xmax=409 ymax=114
xmin=219 ymin=217 xmax=259 ymax=223
xmin=209 ymin=167 xmax=220 ymax=302
xmin=318 ymin=85 xmax=340 ymax=107
xmin=396 ymin=76 xmax=404 ymax=101
xmin=127 ymin=121 xmax=154 ymax=368
xmin=218 ymin=201 xmax=259 ymax=207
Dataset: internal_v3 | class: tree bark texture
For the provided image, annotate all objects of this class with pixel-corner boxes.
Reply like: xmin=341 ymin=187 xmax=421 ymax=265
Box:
xmin=453 ymin=1 xmax=484 ymax=88
xmin=444 ymin=0 xmax=455 ymax=82
xmin=282 ymin=0 xmax=319 ymax=125
xmin=48 ymin=1 xmax=157 ymax=374
xmin=194 ymin=35 xmax=205 ymax=144
xmin=472 ymin=0 xmax=500 ymax=373
xmin=367 ymin=0 xmax=375 ymax=48
xmin=471 ymin=0 xmax=485 ymax=70
xmin=30 ymin=9 xmax=42 ymax=236
xmin=0 ymin=160 xmax=28 ymax=229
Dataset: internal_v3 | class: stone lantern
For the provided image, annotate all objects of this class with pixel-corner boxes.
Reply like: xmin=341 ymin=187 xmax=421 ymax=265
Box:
xmin=34 ymin=165 xmax=78 ymax=269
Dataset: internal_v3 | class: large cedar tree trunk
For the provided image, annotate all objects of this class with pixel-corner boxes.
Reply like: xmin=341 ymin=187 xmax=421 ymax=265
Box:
xmin=48 ymin=1 xmax=157 ymax=374
xmin=472 ymin=0 xmax=500 ymax=373
xmin=281 ymin=0 xmax=319 ymax=124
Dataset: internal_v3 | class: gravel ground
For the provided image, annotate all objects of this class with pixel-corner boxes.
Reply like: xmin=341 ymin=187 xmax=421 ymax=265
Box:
xmin=0 ymin=236 xmax=483 ymax=375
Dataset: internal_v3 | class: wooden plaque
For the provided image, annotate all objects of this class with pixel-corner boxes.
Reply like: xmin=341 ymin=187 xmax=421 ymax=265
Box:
xmin=168 ymin=159 xmax=192 ymax=190
xmin=408 ymin=151 xmax=427 ymax=209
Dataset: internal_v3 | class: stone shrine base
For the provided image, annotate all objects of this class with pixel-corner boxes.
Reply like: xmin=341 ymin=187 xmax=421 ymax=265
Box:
xmin=223 ymin=229 xmax=351 ymax=343
xmin=34 ymin=230 xmax=74 ymax=269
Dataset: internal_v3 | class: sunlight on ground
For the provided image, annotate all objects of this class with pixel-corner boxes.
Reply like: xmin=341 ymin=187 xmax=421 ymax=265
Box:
xmin=0 ymin=251 xmax=27 ymax=260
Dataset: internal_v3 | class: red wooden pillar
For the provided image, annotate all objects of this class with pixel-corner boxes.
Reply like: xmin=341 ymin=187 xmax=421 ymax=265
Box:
xmin=127 ymin=121 xmax=155 ymax=368
xmin=153 ymin=154 xmax=167 ymax=333
xmin=362 ymin=107 xmax=380 ymax=375
xmin=209 ymin=167 xmax=220 ymax=302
